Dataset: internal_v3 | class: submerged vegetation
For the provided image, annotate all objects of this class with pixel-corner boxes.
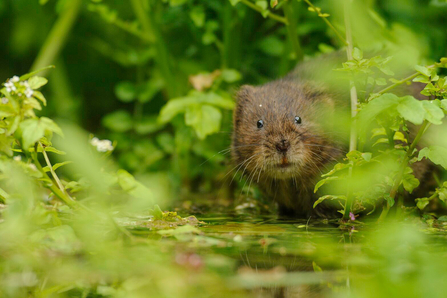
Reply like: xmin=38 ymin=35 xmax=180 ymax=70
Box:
xmin=1 ymin=0 xmax=447 ymax=297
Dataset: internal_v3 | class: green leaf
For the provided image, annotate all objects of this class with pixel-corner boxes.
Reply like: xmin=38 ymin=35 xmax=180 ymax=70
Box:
xmin=441 ymin=99 xmax=447 ymax=111
xmin=313 ymin=195 xmax=346 ymax=208
xmin=221 ymin=69 xmax=242 ymax=83
xmin=357 ymin=93 xmax=400 ymax=131
xmin=229 ymin=0 xmax=241 ymax=6
xmin=189 ymin=6 xmax=205 ymax=27
xmin=117 ymin=169 xmax=154 ymax=201
xmin=114 ymin=81 xmax=136 ymax=102
xmin=396 ymin=96 xmax=425 ymax=125
xmin=422 ymin=101 xmax=444 ymax=124
xmin=418 ymin=146 xmax=447 ymax=169
xmin=33 ymin=91 xmax=47 ymax=106
xmin=314 ymin=176 xmax=341 ymax=193
xmin=20 ymin=117 xmax=63 ymax=149
xmin=402 ymin=172 xmax=420 ymax=193
xmin=312 ymin=261 xmax=323 ymax=272
xmin=134 ymin=116 xmax=164 ymax=135
xmin=102 ymin=110 xmax=133 ymax=132
xmin=185 ymin=104 xmax=222 ymax=139
xmin=43 ymin=161 xmax=73 ymax=172
xmin=255 ymin=0 xmax=268 ymax=10
xmin=270 ymin=0 xmax=278 ymax=8
xmin=415 ymin=65 xmax=431 ymax=77
xmin=28 ymin=76 xmax=48 ymax=89
xmin=158 ymin=91 xmax=234 ymax=124
xmin=416 ymin=197 xmax=429 ymax=210
xmin=149 ymin=204 xmax=163 ymax=220
xmin=352 ymin=47 xmax=363 ymax=60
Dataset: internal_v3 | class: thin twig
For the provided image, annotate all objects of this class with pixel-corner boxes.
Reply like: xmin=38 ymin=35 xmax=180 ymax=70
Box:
xmin=303 ymin=0 xmax=348 ymax=46
xmin=239 ymin=0 xmax=288 ymax=24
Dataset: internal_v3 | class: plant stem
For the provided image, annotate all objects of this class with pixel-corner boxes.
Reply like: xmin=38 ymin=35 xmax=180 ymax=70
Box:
xmin=303 ymin=0 xmax=348 ymax=46
xmin=239 ymin=0 xmax=288 ymax=24
xmin=283 ymin=1 xmax=304 ymax=61
xmin=31 ymin=150 xmax=78 ymax=209
xmin=377 ymin=64 xmax=435 ymax=95
xmin=40 ymin=142 xmax=73 ymax=201
xmin=31 ymin=0 xmax=83 ymax=76
xmin=378 ymin=120 xmax=430 ymax=222
xmin=130 ymin=0 xmax=180 ymax=98
xmin=342 ymin=0 xmax=358 ymax=221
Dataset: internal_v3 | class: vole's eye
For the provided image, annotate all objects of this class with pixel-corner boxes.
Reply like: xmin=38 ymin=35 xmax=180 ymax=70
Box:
xmin=257 ymin=120 xmax=264 ymax=129
xmin=294 ymin=116 xmax=302 ymax=124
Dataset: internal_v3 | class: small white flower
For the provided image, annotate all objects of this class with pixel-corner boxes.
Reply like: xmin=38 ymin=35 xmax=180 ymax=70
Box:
xmin=25 ymin=88 xmax=34 ymax=98
xmin=13 ymin=155 xmax=22 ymax=161
xmin=4 ymin=81 xmax=16 ymax=92
xmin=11 ymin=76 xmax=19 ymax=83
xmin=90 ymin=137 xmax=114 ymax=152
xmin=1 ymin=98 xmax=8 ymax=104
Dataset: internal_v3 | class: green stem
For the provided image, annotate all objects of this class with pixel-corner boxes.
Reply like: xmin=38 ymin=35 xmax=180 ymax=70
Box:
xmin=239 ymin=0 xmax=288 ymax=24
xmin=378 ymin=120 xmax=430 ymax=222
xmin=31 ymin=150 xmax=78 ymax=209
xmin=130 ymin=0 xmax=179 ymax=98
xmin=303 ymin=0 xmax=348 ymax=46
xmin=31 ymin=0 xmax=83 ymax=75
xmin=283 ymin=1 xmax=304 ymax=61
xmin=342 ymin=0 xmax=358 ymax=221
xmin=377 ymin=64 xmax=435 ymax=95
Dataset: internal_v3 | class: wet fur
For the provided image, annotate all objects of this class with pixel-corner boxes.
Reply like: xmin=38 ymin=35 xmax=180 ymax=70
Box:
xmin=232 ymin=74 xmax=349 ymax=217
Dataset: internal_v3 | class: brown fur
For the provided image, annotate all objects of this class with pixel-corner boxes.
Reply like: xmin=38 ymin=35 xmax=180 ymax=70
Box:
xmin=231 ymin=57 xmax=431 ymax=218
xmin=232 ymin=74 xmax=349 ymax=217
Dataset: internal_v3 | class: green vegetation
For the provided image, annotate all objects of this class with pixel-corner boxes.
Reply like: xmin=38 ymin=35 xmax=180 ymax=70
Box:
xmin=1 ymin=0 xmax=447 ymax=297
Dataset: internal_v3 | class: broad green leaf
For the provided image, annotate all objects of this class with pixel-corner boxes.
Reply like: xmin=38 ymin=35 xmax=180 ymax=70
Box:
xmin=185 ymin=104 xmax=222 ymax=139
xmin=33 ymin=91 xmax=47 ymax=105
xmin=149 ymin=204 xmax=163 ymax=220
xmin=117 ymin=169 xmax=154 ymax=201
xmin=415 ymin=65 xmax=431 ymax=77
xmin=158 ymin=91 xmax=234 ymax=124
xmin=396 ymin=96 xmax=424 ymax=125
xmin=314 ymin=176 xmax=341 ymax=193
xmin=114 ymin=81 xmax=136 ymax=102
xmin=20 ymin=117 xmax=63 ymax=149
xmin=422 ymin=101 xmax=444 ymax=124
xmin=189 ymin=6 xmax=205 ymax=27
xmin=402 ymin=173 xmax=420 ymax=193
xmin=255 ymin=0 xmax=268 ymax=10
xmin=221 ymin=69 xmax=242 ymax=83
xmin=134 ymin=116 xmax=164 ymax=135
xmin=102 ymin=110 xmax=133 ymax=132
xmin=416 ymin=197 xmax=429 ymax=210
xmin=357 ymin=93 xmax=400 ymax=131
xmin=28 ymin=76 xmax=48 ymax=89
xmin=441 ymin=99 xmax=447 ymax=111
xmin=418 ymin=146 xmax=447 ymax=169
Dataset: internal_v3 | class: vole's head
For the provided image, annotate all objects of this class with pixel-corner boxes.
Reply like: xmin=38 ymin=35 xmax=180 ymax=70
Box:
xmin=232 ymin=79 xmax=343 ymax=181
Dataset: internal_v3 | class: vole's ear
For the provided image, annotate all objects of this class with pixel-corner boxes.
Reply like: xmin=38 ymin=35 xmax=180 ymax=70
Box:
xmin=235 ymin=85 xmax=256 ymax=104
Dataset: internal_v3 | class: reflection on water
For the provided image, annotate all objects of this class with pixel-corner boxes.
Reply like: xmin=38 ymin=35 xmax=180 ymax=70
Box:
xmin=195 ymin=213 xmax=447 ymax=298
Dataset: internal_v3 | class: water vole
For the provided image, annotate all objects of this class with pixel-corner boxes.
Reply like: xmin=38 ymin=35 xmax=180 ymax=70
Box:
xmin=231 ymin=61 xmax=350 ymax=217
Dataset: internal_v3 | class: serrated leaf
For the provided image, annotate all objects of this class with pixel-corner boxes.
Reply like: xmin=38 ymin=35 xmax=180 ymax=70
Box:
xmin=28 ymin=76 xmax=48 ymax=89
xmin=415 ymin=65 xmax=431 ymax=77
xmin=416 ymin=197 xmax=429 ymax=210
xmin=422 ymin=101 xmax=444 ymax=124
xmin=418 ymin=146 xmax=447 ymax=169
xmin=396 ymin=96 xmax=425 ymax=125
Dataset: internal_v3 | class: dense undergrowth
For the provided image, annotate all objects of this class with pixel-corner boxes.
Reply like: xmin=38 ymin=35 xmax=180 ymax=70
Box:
xmin=1 ymin=0 xmax=447 ymax=297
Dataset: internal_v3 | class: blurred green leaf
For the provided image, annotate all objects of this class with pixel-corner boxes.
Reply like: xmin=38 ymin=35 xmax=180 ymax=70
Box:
xmin=114 ymin=81 xmax=136 ymax=103
xmin=418 ymin=146 xmax=447 ymax=169
xmin=19 ymin=117 xmax=63 ymax=149
xmin=28 ymin=76 xmax=48 ymax=89
xmin=102 ymin=110 xmax=133 ymax=132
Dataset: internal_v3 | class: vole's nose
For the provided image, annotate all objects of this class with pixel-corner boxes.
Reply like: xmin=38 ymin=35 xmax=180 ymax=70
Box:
xmin=276 ymin=139 xmax=290 ymax=153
